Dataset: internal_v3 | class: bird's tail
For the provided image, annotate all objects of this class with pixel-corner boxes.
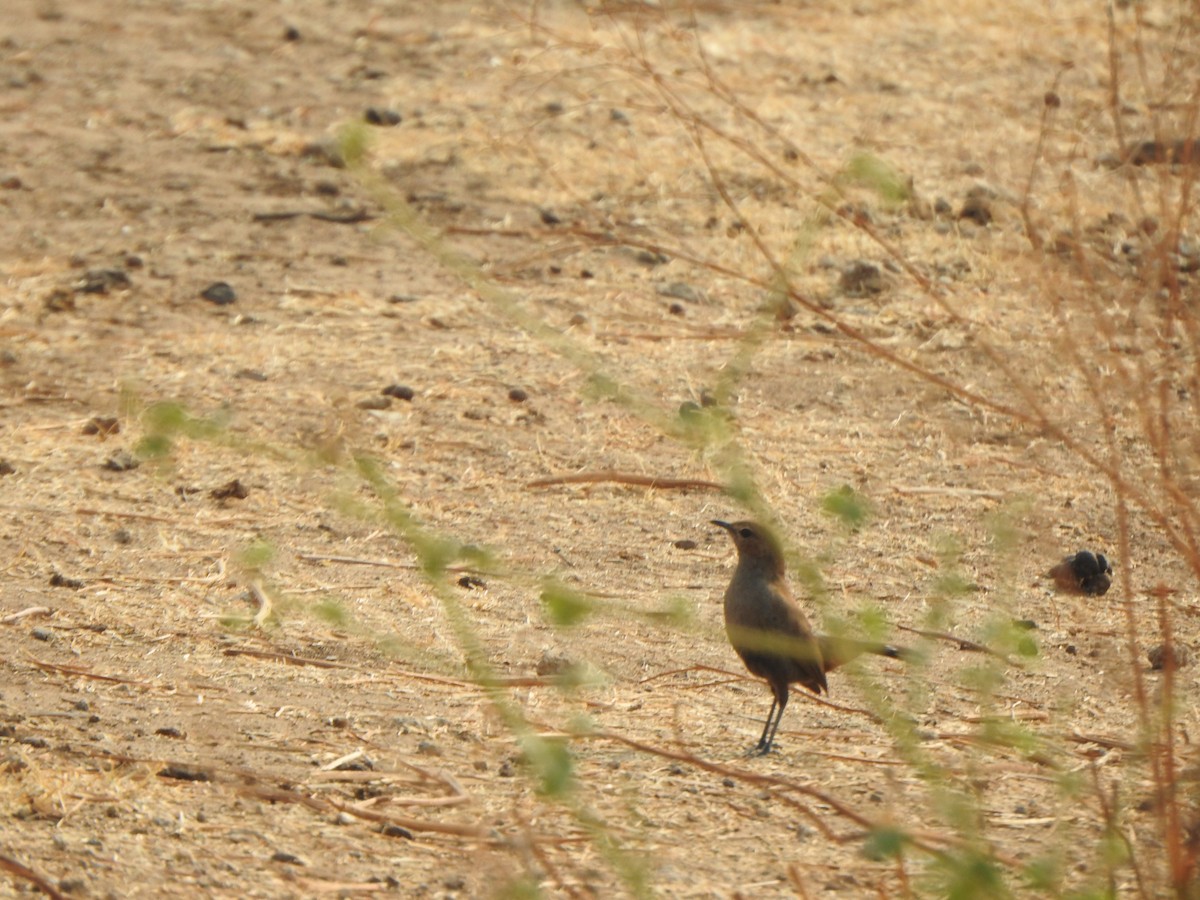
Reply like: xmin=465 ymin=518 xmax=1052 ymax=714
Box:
xmin=818 ymin=635 xmax=916 ymax=673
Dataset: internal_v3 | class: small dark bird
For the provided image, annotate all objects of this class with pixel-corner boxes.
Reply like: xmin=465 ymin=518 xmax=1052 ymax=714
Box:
xmin=1048 ymin=550 xmax=1113 ymax=596
xmin=712 ymin=519 xmax=908 ymax=755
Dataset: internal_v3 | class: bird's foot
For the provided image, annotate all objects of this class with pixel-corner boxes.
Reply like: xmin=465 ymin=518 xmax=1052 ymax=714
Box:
xmin=746 ymin=742 xmax=775 ymax=757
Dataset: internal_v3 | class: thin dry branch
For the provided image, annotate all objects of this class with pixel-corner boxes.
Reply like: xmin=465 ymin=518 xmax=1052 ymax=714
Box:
xmin=295 ymin=552 xmax=491 ymax=575
xmin=0 ymin=606 xmax=52 ymax=625
xmin=587 ymin=729 xmax=1018 ymax=864
xmin=248 ymin=580 xmax=273 ymax=628
xmin=0 ymin=853 xmax=67 ymax=900
xmin=894 ymin=625 xmax=1012 ymax=663
xmin=528 ymin=470 xmax=726 ymax=491
xmin=26 ymin=655 xmax=171 ymax=689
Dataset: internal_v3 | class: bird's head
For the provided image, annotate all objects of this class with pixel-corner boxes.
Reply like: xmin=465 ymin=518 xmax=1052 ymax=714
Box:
xmin=712 ymin=519 xmax=786 ymax=576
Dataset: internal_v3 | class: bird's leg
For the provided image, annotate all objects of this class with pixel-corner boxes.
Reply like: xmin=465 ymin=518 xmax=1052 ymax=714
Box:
xmin=759 ymin=688 xmax=789 ymax=755
xmin=750 ymin=697 xmax=777 ymax=756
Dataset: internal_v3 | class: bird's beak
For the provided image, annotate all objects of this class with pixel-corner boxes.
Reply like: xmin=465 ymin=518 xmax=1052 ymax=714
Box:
xmin=711 ymin=519 xmax=733 ymax=531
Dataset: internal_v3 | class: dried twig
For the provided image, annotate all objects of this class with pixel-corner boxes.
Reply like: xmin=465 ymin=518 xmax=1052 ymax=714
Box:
xmin=26 ymin=655 xmax=167 ymax=689
xmin=895 ymin=625 xmax=1011 ymax=662
xmin=893 ymin=485 xmax=1005 ymax=500
xmin=0 ymin=853 xmax=67 ymax=900
xmin=1 ymin=606 xmax=52 ymax=625
xmin=295 ymin=552 xmax=490 ymax=575
xmin=248 ymin=580 xmax=272 ymax=628
xmin=528 ymin=470 xmax=726 ymax=491
xmin=222 ymin=647 xmax=359 ymax=669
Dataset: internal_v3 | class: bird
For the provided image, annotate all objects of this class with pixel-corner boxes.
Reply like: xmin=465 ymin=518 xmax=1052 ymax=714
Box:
xmin=712 ymin=519 xmax=908 ymax=755
xmin=1047 ymin=550 xmax=1113 ymax=596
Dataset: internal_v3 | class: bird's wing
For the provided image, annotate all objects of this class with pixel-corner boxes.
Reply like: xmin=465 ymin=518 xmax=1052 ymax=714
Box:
xmin=752 ymin=582 xmax=827 ymax=692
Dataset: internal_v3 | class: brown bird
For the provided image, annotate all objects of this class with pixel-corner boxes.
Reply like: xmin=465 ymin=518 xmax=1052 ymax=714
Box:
xmin=1047 ymin=550 xmax=1113 ymax=596
xmin=712 ymin=519 xmax=907 ymax=755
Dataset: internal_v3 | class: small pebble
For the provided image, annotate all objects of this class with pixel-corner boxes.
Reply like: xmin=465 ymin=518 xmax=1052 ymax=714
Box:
xmin=959 ymin=188 xmax=993 ymax=226
xmin=157 ymin=765 xmax=211 ymax=782
xmin=78 ymin=269 xmax=131 ymax=294
xmin=673 ymin=539 xmax=698 ymax=550
xmin=416 ymin=740 xmax=443 ymax=757
xmin=102 ymin=450 xmax=139 ymax=472
xmin=283 ymin=25 xmax=301 ymax=41
xmin=379 ymin=823 xmax=414 ymax=839
xmin=114 ymin=529 xmax=133 ymax=544
xmin=382 ymin=384 xmax=415 ymax=401
xmin=31 ymin=627 xmax=53 ymax=642
xmin=209 ymin=479 xmax=249 ymax=500
xmin=635 ymin=250 xmax=669 ymax=266
xmin=536 ymin=651 xmax=572 ymax=676
xmin=364 ymin=107 xmax=402 ymax=126
xmin=1148 ymin=643 xmax=1191 ymax=670
xmin=658 ymin=282 xmax=705 ymax=303
xmin=200 ymin=282 xmax=236 ymax=305
xmin=539 ymin=208 xmax=561 ymax=225
xmin=82 ymin=416 xmax=120 ymax=437
xmin=840 ymin=261 xmax=884 ymax=296
xmin=507 ymin=387 xmax=528 ymax=402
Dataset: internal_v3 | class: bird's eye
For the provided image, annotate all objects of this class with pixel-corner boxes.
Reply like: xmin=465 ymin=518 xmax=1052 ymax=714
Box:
xmin=739 ymin=528 xmax=754 ymax=538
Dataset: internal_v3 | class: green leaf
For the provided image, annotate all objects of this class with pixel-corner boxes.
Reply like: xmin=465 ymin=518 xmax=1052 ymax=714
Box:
xmin=135 ymin=434 xmax=173 ymax=458
xmin=520 ymin=735 xmax=574 ymax=797
xmin=845 ymin=153 xmax=911 ymax=206
xmin=237 ymin=539 xmax=276 ymax=570
xmin=1022 ymin=854 xmax=1062 ymax=892
xmin=821 ymin=484 xmax=870 ymax=529
xmin=862 ymin=826 xmax=907 ymax=860
xmin=313 ymin=599 xmax=350 ymax=628
xmin=540 ymin=580 xmax=592 ymax=626
xmin=493 ymin=876 xmax=543 ymax=900
xmin=657 ymin=595 xmax=695 ymax=627
xmin=338 ymin=123 xmax=371 ymax=168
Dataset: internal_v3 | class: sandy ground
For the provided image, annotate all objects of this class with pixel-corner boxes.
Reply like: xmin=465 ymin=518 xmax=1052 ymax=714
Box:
xmin=2 ymin=1 xmax=1197 ymax=897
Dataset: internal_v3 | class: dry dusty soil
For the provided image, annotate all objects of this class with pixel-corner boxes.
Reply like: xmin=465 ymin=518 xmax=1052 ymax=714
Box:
xmin=2 ymin=0 xmax=1199 ymax=897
